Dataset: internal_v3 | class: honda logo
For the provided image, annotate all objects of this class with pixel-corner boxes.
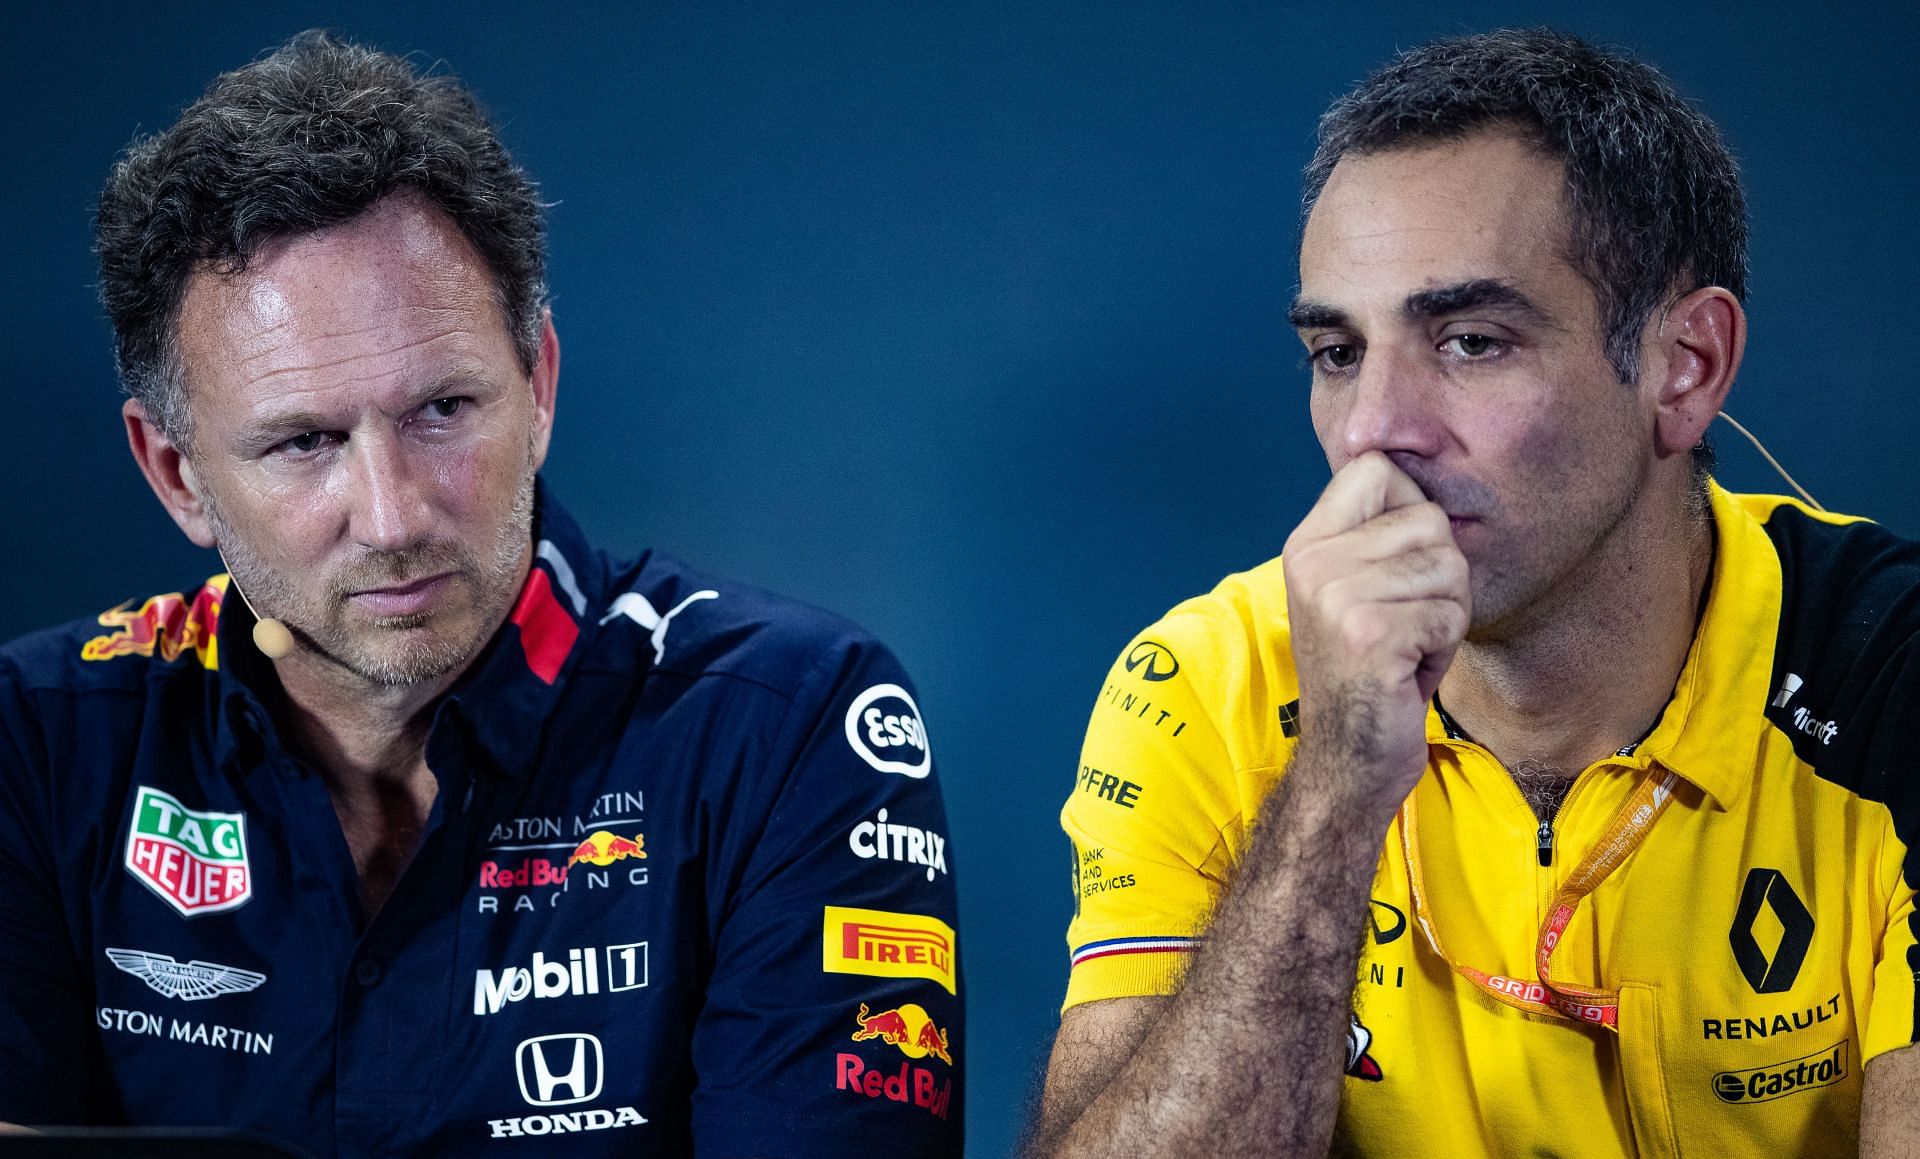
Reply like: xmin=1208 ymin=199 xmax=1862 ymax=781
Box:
xmin=516 ymin=1033 xmax=604 ymax=1106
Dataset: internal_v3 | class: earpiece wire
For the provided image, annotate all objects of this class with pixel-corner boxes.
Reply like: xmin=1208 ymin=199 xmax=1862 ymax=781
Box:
xmin=1716 ymin=411 xmax=1825 ymax=512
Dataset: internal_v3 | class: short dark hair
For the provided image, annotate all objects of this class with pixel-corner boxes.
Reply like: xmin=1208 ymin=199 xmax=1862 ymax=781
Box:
xmin=1304 ymin=28 xmax=1745 ymax=477
xmin=96 ymin=29 xmax=549 ymax=450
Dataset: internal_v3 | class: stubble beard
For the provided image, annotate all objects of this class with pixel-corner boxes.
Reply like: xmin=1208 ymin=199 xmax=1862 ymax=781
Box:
xmin=1460 ymin=450 xmax=1647 ymax=645
xmin=205 ymin=458 xmax=539 ymax=687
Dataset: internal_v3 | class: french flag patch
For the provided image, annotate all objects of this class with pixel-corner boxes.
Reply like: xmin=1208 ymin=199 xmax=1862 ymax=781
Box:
xmin=1070 ymin=935 xmax=1200 ymax=967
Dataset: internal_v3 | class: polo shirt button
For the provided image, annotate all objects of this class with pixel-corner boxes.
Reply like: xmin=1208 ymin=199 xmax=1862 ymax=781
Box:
xmin=355 ymin=959 xmax=382 ymax=987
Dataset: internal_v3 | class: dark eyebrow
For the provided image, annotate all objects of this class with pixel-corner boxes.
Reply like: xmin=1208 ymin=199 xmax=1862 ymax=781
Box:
xmin=1289 ymin=279 xmax=1552 ymax=332
xmin=237 ymin=410 xmax=330 ymax=453
xmin=1287 ymin=298 xmax=1349 ymax=330
xmin=236 ymin=367 xmax=492 ymax=453
xmin=1402 ymin=278 xmax=1552 ymax=326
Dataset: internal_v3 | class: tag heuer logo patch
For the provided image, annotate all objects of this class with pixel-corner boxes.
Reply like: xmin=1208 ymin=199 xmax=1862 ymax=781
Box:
xmin=124 ymin=786 xmax=252 ymax=916
xmin=105 ymin=948 xmax=266 ymax=1001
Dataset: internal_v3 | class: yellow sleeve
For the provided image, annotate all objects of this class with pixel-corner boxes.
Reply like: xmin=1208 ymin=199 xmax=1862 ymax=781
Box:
xmin=1863 ymin=857 xmax=1920 ymax=1064
xmin=1060 ymin=614 xmax=1244 ymax=1012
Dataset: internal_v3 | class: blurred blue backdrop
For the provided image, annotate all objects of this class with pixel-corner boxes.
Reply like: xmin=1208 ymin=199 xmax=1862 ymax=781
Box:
xmin=6 ymin=2 xmax=1918 ymax=1154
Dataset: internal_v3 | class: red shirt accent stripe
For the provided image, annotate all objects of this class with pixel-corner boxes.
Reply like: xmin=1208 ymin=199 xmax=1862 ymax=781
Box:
xmin=508 ymin=567 xmax=578 ymax=685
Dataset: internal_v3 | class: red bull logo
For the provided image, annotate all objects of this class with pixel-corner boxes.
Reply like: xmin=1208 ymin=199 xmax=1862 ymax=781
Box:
xmin=82 ymin=582 xmax=225 ymax=668
xmin=851 ymin=1002 xmax=953 ymax=1066
xmin=835 ymin=1054 xmax=952 ymax=1121
xmin=478 ymin=858 xmax=569 ymax=889
xmin=566 ymin=830 xmax=647 ymax=869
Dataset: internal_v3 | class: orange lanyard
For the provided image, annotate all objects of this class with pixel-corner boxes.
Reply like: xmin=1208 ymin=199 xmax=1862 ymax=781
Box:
xmin=1400 ymin=767 xmax=1678 ymax=1031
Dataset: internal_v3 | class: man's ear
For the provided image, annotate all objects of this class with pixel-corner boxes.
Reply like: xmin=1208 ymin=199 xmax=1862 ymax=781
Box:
xmin=123 ymin=398 xmax=218 ymax=549
xmin=1647 ymin=286 xmax=1746 ymax=461
xmin=529 ymin=311 xmax=560 ymax=470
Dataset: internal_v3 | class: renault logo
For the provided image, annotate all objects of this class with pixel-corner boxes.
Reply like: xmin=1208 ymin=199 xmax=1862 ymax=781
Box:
xmin=516 ymin=1033 xmax=604 ymax=1106
xmin=1124 ymin=640 xmax=1178 ymax=682
xmin=1730 ymin=868 xmax=1815 ymax=994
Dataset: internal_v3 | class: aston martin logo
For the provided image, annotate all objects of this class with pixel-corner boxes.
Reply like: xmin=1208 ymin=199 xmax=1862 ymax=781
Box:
xmin=105 ymin=948 xmax=267 ymax=1001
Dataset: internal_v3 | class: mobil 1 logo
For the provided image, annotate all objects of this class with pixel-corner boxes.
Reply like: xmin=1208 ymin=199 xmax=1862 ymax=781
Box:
xmin=474 ymin=942 xmax=649 ymax=1016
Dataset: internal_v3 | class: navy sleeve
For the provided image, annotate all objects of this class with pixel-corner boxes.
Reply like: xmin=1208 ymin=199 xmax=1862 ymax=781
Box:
xmin=689 ymin=635 xmax=963 ymax=1157
xmin=0 ymin=659 xmax=104 ymax=1125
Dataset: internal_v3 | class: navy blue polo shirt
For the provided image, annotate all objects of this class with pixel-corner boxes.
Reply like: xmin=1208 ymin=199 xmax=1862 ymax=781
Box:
xmin=0 ymin=483 xmax=963 ymax=1156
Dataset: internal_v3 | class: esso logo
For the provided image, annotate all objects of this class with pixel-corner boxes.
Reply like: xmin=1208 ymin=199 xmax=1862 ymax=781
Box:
xmin=845 ymin=684 xmax=933 ymax=778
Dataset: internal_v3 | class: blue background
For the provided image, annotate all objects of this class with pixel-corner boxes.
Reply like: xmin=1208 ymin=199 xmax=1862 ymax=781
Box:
xmin=7 ymin=3 xmax=1918 ymax=1154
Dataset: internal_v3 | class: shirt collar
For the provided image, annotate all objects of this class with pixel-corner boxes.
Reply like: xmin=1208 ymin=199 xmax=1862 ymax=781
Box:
xmin=211 ymin=476 xmax=606 ymax=781
xmin=437 ymin=479 xmax=606 ymax=778
xmin=206 ymin=576 xmax=274 ymax=777
xmin=1631 ymin=481 xmax=1780 ymax=811
xmin=1424 ymin=480 xmax=1779 ymax=811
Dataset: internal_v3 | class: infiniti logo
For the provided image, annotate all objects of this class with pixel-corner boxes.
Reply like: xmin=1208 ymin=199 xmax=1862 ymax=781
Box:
xmin=1368 ymin=899 xmax=1406 ymax=945
xmin=1124 ymin=640 xmax=1179 ymax=682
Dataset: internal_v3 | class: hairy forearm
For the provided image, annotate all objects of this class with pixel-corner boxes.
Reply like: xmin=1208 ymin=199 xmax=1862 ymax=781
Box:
xmin=1038 ymin=751 xmax=1394 ymax=1157
xmin=1860 ymin=1047 xmax=1920 ymax=1158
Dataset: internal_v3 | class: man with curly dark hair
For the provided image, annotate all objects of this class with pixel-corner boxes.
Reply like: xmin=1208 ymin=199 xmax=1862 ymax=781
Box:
xmin=0 ymin=32 xmax=963 ymax=1156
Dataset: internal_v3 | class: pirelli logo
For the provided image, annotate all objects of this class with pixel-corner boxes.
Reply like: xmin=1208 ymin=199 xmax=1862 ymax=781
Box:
xmin=822 ymin=906 xmax=957 ymax=994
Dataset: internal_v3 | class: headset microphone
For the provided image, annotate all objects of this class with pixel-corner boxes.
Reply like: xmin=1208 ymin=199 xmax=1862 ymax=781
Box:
xmin=216 ymin=553 xmax=296 ymax=660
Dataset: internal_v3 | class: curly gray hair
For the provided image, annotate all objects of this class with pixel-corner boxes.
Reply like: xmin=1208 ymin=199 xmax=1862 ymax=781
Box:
xmin=95 ymin=29 xmax=549 ymax=451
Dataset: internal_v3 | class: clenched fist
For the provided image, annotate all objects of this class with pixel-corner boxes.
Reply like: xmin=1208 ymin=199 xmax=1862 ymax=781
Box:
xmin=1282 ymin=452 xmax=1471 ymax=810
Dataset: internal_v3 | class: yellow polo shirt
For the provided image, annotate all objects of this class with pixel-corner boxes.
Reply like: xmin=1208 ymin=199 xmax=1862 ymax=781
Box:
xmin=1061 ymin=484 xmax=1920 ymax=1156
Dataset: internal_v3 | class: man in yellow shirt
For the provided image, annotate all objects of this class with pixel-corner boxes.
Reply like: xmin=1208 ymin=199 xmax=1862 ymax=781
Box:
xmin=1032 ymin=28 xmax=1920 ymax=1157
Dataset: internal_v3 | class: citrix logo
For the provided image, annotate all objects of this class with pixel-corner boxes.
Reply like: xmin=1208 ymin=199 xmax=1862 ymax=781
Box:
xmin=848 ymin=808 xmax=948 ymax=881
